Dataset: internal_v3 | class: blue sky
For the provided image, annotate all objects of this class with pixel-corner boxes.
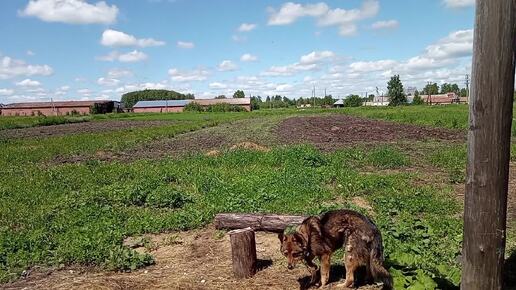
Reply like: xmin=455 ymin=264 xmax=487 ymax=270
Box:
xmin=0 ymin=0 xmax=475 ymax=103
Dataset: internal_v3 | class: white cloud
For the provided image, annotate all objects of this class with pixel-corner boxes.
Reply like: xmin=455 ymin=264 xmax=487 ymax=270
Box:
xmin=299 ymin=50 xmax=335 ymax=64
xmin=97 ymin=50 xmax=148 ymax=62
xmin=115 ymin=81 xmax=170 ymax=94
xmin=101 ymin=29 xmax=165 ymax=47
xmin=209 ymin=82 xmax=227 ymax=89
xmin=77 ymin=88 xmax=92 ymax=96
xmin=267 ymin=0 xmax=379 ymax=36
xmin=0 ymin=56 xmax=53 ymax=80
xmin=443 ymin=0 xmax=474 ymax=8
xmin=15 ymin=78 xmax=41 ymax=87
xmin=232 ymin=35 xmax=247 ymax=43
xmin=20 ymin=0 xmax=118 ymax=25
xmin=0 ymin=89 xmax=14 ymax=96
xmin=238 ymin=23 xmax=257 ymax=32
xmin=240 ymin=53 xmax=258 ymax=62
xmin=262 ymin=50 xmax=335 ymax=76
xmin=107 ymin=68 xmax=133 ymax=78
xmin=26 ymin=50 xmax=35 ymax=56
xmin=177 ymin=41 xmax=195 ymax=49
xmin=218 ymin=60 xmax=238 ymax=71
xmin=349 ymin=60 xmax=398 ymax=73
xmin=371 ymin=20 xmax=399 ymax=30
xmin=97 ymin=77 xmax=120 ymax=86
xmin=168 ymin=68 xmax=209 ymax=82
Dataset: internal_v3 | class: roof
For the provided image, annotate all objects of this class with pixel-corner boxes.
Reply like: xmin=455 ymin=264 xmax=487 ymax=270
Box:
xmin=333 ymin=99 xmax=344 ymax=105
xmin=3 ymin=100 xmax=112 ymax=109
xmin=133 ymin=98 xmax=251 ymax=108
xmin=133 ymin=100 xmax=192 ymax=108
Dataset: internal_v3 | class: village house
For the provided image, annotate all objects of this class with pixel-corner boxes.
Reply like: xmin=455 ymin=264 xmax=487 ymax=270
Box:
xmin=420 ymin=92 xmax=461 ymax=105
xmin=132 ymin=98 xmax=251 ymax=113
xmin=0 ymin=100 xmax=116 ymax=116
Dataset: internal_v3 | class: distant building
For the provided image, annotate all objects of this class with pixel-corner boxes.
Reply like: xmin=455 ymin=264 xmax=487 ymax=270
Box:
xmin=0 ymin=100 xmax=115 ymax=116
xmin=405 ymin=86 xmax=417 ymax=96
xmin=420 ymin=93 xmax=460 ymax=105
xmin=364 ymin=95 xmax=389 ymax=106
xmin=333 ymin=99 xmax=344 ymax=107
xmin=132 ymin=98 xmax=251 ymax=113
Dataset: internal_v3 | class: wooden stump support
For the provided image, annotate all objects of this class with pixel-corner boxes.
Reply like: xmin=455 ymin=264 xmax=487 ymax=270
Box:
xmin=229 ymin=227 xmax=257 ymax=279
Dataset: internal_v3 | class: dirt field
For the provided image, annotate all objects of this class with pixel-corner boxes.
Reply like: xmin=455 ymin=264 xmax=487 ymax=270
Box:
xmin=276 ymin=115 xmax=464 ymax=151
xmin=4 ymin=226 xmax=380 ymax=290
xmin=0 ymin=120 xmax=172 ymax=139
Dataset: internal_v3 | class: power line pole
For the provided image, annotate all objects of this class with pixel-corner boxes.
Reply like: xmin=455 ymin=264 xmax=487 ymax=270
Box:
xmin=313 ymin=85 xmax=316 ymax=107
xmin=461 ymin=1 xmax=516 ymax=289
xmin=427 ymin=81 xmax=433 ymax=105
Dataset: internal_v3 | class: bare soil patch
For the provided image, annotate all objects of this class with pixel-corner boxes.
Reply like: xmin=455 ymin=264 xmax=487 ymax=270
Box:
xmin=5 ymin=226 xmax=380 ymax=290
xmin=0 ymin=120 xmax=172 ymax=139
xmin=276 ymin=115 xmax=464 ymax=150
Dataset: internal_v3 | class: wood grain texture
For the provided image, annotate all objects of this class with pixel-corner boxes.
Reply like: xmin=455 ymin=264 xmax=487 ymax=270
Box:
xmin=229 ymin=227 xmax=257 ymax=279
xmin=461 ymin=1 xmax=516 ymax=289
xmin=214 ymin=213 xmax=307 ymax=232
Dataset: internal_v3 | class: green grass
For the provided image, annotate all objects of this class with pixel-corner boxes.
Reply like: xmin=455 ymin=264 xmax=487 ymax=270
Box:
xmin=0 ymin=115 xmax=91 ymax=130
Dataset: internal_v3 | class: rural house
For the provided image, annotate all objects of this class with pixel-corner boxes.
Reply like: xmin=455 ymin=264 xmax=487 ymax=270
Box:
xmin=0 ymin=100 xmax=116 ymax=116
xmin=132 ymin=98 xmax=251 ymax=113
xmin=420 ymin=93 xmax=461 ymax=105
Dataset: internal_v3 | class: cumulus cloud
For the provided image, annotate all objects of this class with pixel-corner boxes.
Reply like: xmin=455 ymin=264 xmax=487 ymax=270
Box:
xmin=238 ymin=23 xmax=257 ymax=32
xmin=443 ymin=0 xmax=474 ymax=8
xmin=97 ymin=77 xmax=120 ymax=86
xmin=0 ymin=88 xmax=14 ymax=96
xmin=177 ymin=41 xmax=195 ymax=49
xmin=26 ymin=50 xmax=35 ymax=56
xmin=262 ymin=50 xmax=335 ymax=76
xmin=209 ymin=82 xmax=227 ymax=89
xmin=267 ymin=0 xmax=379 ymax=36
xmin=97 ymin=50 xmax=148 ymax=62
xmin=168 ymin=68 xmax=209 ymax=82
xmin=101 ymin=29 xmax=165 ymax=47
xmin=107 ymin=68 xmax=133 ymax=78
xmin=371 ymin=20 xmax=399 ymax=30
xmin=240 ymin=53 xmax=258 ymax=62
xmin=0 ymin=56 xmax=53 ymax=80
xmin=20 ymin=0 xmax=118 ymax=25
xmin=218 ymin=60 xmax=238 ymax=71
xmin=15 ymin=79 xmax=41 ymax=87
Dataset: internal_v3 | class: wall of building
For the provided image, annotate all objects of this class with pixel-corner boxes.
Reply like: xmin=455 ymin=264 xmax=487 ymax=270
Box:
xmin=132 ymin=107 xmax=184 ymax=113
xmin=1 ymin=106 xmax=91 ymax=116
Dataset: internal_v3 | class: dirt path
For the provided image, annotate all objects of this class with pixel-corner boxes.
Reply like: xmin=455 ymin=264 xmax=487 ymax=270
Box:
xmin=4 ymin=227 xmax=380 ymax=290
xmin=276 ymin=115 xmax=464 ymax=151
xmin=0 ymin=120 xmax=172 ymax=139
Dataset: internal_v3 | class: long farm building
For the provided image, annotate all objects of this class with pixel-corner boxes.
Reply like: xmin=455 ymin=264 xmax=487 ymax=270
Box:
xmin=132 ymin=98 xmax=251 ymax=113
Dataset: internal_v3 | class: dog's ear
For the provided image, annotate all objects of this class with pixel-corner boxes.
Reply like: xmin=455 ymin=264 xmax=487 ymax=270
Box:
xmin=278 ymin=232 xmax=284 ymax=242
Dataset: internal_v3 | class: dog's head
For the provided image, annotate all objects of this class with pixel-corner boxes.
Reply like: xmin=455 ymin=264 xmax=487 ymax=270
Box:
xmin=278 ymin=230 xmax=308 ymax=270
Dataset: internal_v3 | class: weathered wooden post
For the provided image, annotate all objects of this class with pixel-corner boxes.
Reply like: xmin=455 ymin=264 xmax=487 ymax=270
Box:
xmin=229 ymin=227 xmax=257 ymax=278
xmin=461 ymin=0 xmax=516 ymax=289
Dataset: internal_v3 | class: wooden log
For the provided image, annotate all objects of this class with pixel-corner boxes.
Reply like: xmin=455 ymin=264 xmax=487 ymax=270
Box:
xmin=229 ymin=227 xmax=257 ymax=279
xmin=461 ymin=1 xmax=516 ymax=289
xmin=214 ymin=213 xmax=307 ymax=232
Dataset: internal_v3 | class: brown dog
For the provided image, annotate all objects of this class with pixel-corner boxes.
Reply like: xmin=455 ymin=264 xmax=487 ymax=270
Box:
xmin=278 ymin=209 xmax=392 ymax=289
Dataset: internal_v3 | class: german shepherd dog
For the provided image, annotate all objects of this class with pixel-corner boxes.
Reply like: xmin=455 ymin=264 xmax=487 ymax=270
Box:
xmin=278 ymin=209 xmax=392 ymax=289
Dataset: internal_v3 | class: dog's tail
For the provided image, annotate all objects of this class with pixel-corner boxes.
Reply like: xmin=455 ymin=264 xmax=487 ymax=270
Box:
xmin=370 ymin=235 xmax=393 ymax=290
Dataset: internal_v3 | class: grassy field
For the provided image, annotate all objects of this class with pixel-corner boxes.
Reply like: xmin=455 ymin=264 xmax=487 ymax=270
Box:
xmin=0 ymin=105 xmax=513 ymax=289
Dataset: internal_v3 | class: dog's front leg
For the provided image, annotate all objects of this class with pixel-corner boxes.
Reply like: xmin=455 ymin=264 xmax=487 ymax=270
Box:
xmin=304 ymin=254 xmax=319 ymax=286
xmin=319 ymin=254 xmax=331 ymax=287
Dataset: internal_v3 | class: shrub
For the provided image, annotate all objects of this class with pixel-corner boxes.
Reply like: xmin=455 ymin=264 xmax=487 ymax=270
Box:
xmin=344 ymin=95 xmax=363 ymax=107
xmin=146 ymin=185 xmax=191 ymax=208
xmin=183 ymin=102 xmax=204 ymax=112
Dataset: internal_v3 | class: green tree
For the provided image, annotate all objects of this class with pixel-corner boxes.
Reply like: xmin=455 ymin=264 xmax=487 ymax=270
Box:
xmin=387 ymin=75 xmax=407 ymax=106
xmin=422 ymin=83 xmax=439 ymax=95
xmin=215 ymin=95 xmax=226 ymax=99
xmin=233 ymin=90 xmax=245 ymax=98
xmin=460 ymin=88 xmax=468 ymax=98
xmin=344 ymin=94 xmax=363 ymax=107
xmin=121 ymin=89 xmax=193 ymax=108
xmin=412 ymin=90 xmax=424 ymax=105
xmin=440 ymin=83 xmax=460 ymax=94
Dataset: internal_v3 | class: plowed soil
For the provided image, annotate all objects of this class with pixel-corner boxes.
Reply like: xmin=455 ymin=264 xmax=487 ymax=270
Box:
xmin=276 ymin=115 xmax=464 ymax=150
xmin=0 ymin=120 xmax=172 ymax=139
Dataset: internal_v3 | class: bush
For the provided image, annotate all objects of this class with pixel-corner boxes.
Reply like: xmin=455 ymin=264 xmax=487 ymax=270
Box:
xmin=205 ymin=103 xmax=245 ymax=112
xmin=183 ymin=102 xmax=204 ymax=112
xmin=344 ymin=95 xmax=363 ymax=107
xmin=146 ymin=185 xmax=191 ymax=208
xmin=412 ymin=95 xmax=424 ymax=105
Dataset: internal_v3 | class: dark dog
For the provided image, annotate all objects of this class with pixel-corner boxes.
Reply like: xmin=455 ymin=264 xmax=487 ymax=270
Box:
xmin=278 ymin=209 xmax=392 ymax=289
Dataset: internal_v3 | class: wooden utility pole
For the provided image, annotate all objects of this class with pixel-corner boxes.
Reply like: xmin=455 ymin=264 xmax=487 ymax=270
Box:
xmin=461 ymin=1 xmax=516 ymax=289
xmin=229 ymin=227 xmax=257 ymax=278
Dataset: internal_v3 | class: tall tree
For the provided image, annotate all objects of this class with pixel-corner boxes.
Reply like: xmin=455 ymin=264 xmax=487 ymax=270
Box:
xmin=387 ymin=75 xmax=407 ymax=106
xmin=233 ymin=90 xmax=245 ymax=98
xmin=423 ymin=83 xmax=439 ymax=95
xmin=412 ymin=90 xmax=424 ymax=105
